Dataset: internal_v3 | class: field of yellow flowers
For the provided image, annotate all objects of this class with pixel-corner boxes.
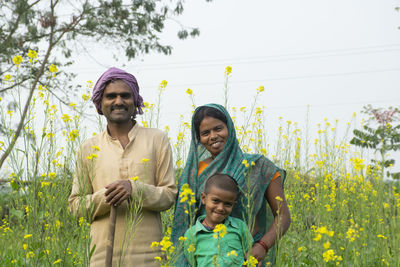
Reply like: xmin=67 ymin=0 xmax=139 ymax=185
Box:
xmin=0 ymin=53 xmax=399 ymax=266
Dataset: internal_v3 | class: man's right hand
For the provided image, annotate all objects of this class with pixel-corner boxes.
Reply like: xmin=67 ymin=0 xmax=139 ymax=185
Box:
xmin=105 ymin=180 xmax=132 ymax=206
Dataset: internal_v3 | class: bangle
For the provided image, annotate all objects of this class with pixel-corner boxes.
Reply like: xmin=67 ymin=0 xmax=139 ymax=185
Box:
xmin=256 ymin=240 xmax=268 ymax=252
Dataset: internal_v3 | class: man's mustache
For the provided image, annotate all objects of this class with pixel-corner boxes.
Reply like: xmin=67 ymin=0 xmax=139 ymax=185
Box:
xmin=111 ymin=105 xmax=128 ymax=111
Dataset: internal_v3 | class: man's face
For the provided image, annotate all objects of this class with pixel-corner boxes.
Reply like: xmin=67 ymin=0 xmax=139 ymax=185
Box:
xmin=101 ymin=80 xmax=135 ymax=124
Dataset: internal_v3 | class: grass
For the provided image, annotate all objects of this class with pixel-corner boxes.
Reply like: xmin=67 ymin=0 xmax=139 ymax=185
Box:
xmin=0 ymin=57 xmax=399 ymax=266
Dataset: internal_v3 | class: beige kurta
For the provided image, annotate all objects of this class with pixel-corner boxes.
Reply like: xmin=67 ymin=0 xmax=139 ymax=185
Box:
xmin=69 ymin=123 xmax=177 ymax=266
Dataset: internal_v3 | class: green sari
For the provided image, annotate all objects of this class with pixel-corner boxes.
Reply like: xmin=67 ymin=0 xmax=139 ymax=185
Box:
xmin=171 ymin=104 xmax=285 ymax=266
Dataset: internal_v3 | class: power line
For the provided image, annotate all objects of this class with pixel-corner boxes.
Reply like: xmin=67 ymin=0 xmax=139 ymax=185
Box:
xmin=266 ymin=99 xmax=400 ymax=110
xmin=132 ymin=99 xmax=399 ymax=115
xmin=139 ymin=67 xmax=400 ymax=89
xmin=130 ymin=44 xmax=400 ymax=70
xmin=74 ymin=43 xmax=400 ymax=72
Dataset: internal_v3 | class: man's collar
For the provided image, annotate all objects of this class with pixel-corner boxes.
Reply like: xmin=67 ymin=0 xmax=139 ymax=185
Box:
xmin=127 ymin=121 xmax=139 ymax=141
xmin=105 ymin=120 xmax=139 ymax=142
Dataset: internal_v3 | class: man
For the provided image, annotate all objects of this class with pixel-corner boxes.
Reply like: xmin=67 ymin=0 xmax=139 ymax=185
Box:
xmin=69 ymin=67 xmax=177 ymax=266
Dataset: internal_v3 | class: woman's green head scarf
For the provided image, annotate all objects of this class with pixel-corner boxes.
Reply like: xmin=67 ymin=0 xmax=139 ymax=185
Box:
xmin=171 ymin=104 xmax=285 ymax=264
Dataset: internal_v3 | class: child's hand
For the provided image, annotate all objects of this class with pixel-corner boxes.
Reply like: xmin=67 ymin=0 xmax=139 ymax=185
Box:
xmin=251 ymin=243 xmax=267 ymax=266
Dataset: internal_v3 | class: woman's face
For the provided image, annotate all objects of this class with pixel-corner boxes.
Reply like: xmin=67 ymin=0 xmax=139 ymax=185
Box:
xmin=198 ymin=116 xmax=229 ymax=158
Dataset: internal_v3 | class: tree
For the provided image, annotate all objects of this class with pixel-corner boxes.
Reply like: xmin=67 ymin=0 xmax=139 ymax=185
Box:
xmin=350 ymin=105 xmax=400 ymax=179
xmin=0 ymin=0 xmax=206 ymax=170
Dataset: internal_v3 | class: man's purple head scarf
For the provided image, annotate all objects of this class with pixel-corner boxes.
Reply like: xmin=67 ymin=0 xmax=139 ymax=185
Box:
xmin=92 ymin=67 xmax=144 ymax=116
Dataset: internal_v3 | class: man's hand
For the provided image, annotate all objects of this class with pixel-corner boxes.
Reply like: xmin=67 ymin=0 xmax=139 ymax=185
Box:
xmin=105 ymin=180 xmax=132 ymax=206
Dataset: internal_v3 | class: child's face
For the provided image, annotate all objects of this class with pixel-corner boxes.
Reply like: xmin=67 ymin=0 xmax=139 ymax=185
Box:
xmin=201 ymin=186 xmax=236 ymax=227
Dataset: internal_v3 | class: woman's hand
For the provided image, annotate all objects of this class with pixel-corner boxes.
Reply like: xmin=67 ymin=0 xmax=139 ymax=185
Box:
xmin=251 ymin=242 xmax=267 ymax=267
xmin=251 ymin=176 xmax=291 ymax=266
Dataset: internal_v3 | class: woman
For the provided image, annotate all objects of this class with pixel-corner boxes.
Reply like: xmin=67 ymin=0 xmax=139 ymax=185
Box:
xmin=172 ymin=104 xmax=290 ymax=266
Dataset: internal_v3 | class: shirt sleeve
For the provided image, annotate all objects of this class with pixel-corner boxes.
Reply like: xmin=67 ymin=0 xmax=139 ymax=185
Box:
xmin=184 ymin=228 xmax=196 ymax=266
xmin=68 ymin=146 xmax=110 ymax=222
xmin=129 ymin=133 xmax=177 ymax=211
xmin=241 ymin=220 xmax=254 ymax=254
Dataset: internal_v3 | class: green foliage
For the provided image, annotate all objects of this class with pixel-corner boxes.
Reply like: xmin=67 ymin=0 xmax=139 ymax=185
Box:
xmin=2 ymin=64 xmax=400 ymax=265
xmin=350 ymin=106 xmax=400 ymax=179
xmin=0 ymin=0 xmax=200 ymax=65
xmin=0 ymin=0 xmax=208 ymax=170
xmin=0 ymin=0 xmax=202 ymax=100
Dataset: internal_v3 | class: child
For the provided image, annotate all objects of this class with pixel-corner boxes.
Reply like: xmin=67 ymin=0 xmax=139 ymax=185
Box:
xmin=184 ymin=174 xmax=253 ymax=266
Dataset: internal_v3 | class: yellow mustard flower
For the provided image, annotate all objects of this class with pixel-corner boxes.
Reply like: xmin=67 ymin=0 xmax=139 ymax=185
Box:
xmin=27 ymin=50 xmax=38 ymax=63
xmin=49 ymin=64 xmax=58 ymax=73
xmin=346 ymin=227 xmax=358 ymax=242
xmin=322 ymin=249 xmax=337 ymax=262
xmin=4 ymin=74 xmax=12 ymax=81
xmin=13 ymin=55 xmax=23 ymax=67
xmin=69 ymin=129 xmax=79 ymax=141
xmin=179 ymin=184 xmax=196 ymax=205
xmin=160 ymin=236 xmax=173 ymax=251
xmin=187 ymin=243 xmax=196 ymax=253
xmin=213 ymin=224 xmax=227 ymax=239
xmin=141 ymin=158 xmax=150 ymax=163
xmin=257 ymin=85 xmax=265 ymax=93
xmin=242 ymin=160 xmax=249 ymax=168
xmin=227 ymin=250 xmax=237 ymax=257
xmin=82 ymin=93 xmax=91 ymax=101
xmin=86 ymin=153 xmax=98 ymax=160
xmin=27 ymin=50 xmax=37 ymax=59
xmin=61 ymin=114 xmax=71 ymax=123
xmin=186 ymin=88 xmax=193 ymax=95
xmin=313 ymin=234 xmax=322 ymax=241
xmin=323 ymin=241 xmax=331 ymax=249
xmin=41 ymin=181 xmax=51 ymax=188
xmin=26 ymin=251 xmax=35 ymax=258
xmin=243 ymin=256 xmax=258 ymax=267
xmin=159 ymin=80 xmax=168 ymax=89
xmin=349 ymin=157 xmax=365 ymax=171
xmin=86 ymin=80 xmax=94 ymax=88
xmin=225 ymin=66 xmax=232 ymax=75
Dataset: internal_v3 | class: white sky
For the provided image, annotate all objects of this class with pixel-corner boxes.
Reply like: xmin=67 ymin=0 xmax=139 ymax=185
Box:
xmin=69 ymin=0 xmax=400 ymax=170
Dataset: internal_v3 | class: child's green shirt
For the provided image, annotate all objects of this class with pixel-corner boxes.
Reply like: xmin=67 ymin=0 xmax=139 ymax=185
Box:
xmin=184 ymin=215 xmax=253 ymax=267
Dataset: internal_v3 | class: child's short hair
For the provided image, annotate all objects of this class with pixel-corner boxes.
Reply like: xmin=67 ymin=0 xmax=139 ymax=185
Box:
xmin=204 ymin=173 xmax=239 ymax=197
